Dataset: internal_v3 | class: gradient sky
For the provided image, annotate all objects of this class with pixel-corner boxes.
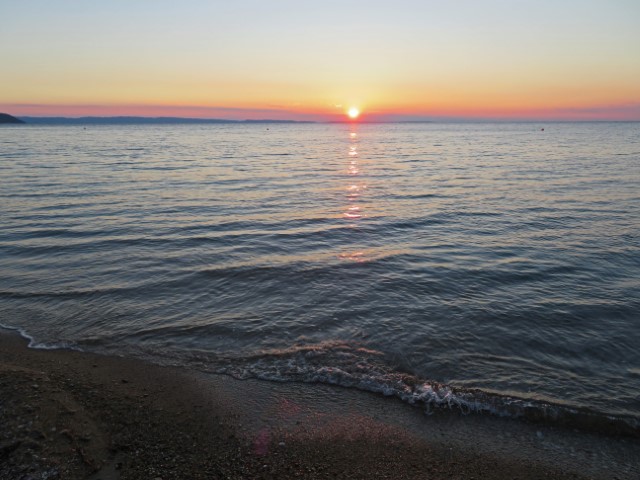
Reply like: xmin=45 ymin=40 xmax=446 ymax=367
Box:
xmin=1 ymin=0 xmax=639 ymax=121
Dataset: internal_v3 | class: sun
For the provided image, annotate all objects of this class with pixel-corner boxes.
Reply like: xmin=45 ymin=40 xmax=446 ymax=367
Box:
xmin=347 ymin=107 xmax=360 ymax=119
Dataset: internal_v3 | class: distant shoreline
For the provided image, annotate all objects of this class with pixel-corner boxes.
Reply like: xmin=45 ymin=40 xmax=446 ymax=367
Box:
xmin=15 ymin=116 xmax=317 ymax=125
xmin=4 ymin=114 xmax=639 ymax=125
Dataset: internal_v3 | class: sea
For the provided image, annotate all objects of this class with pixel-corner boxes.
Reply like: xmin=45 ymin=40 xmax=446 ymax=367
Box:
xmin=1 ymin=121 xmax=639 ymax=434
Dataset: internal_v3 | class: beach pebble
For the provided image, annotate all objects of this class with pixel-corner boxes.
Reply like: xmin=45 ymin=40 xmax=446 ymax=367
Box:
xmin=536 ymin=431 xmax=544 ymax=439
xmin=42 ymin=468 xmax=60 ymax=479
xmin=0 ymin=440 xmax=21 ymax=455
xmin=278 ymin=442 xmax=285 ymax=447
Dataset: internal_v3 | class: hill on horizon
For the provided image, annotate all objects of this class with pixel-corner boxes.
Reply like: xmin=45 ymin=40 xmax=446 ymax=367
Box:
xmin=16 ymin=116 xmax=315 ymax=125
xmin=0 ymin=113 xmax=25 ymax=124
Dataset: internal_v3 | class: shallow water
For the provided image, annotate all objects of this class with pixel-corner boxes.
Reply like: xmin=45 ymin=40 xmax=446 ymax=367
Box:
xmin=1 ymin=122 xmax=639 ymax=429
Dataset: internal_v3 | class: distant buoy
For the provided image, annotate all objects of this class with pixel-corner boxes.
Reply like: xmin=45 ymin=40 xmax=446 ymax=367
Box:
xmin=541 ymin=128 xmax=544 ymax=131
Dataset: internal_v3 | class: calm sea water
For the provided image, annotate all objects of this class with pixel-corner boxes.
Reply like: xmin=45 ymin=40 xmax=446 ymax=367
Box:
xmin=1 ymin=122 xmax=639 ymax=430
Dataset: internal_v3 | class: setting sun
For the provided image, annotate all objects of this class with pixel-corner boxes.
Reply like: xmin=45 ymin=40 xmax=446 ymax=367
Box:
xmin=347 ymin=107 xmax=360 ymax=119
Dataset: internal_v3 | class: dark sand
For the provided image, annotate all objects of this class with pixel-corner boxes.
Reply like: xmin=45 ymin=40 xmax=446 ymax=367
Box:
xmin=1 ymin=331 xmax=638 ymax=479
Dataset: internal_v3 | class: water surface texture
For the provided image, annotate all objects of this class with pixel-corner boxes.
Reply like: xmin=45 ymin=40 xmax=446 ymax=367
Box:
xmin=1 ymin=123 xmax=639 ymax=429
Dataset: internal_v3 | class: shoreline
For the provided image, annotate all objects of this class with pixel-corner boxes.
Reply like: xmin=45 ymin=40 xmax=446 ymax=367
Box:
xmin=1 ymin=330 xmax=638 ymax=479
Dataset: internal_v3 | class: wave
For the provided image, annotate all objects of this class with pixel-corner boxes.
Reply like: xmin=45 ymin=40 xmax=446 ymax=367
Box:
xmin=2 ymin=322 xmax=638 ymax=437
xmin=154 ymin=340 xmax=640 ymax=438
xmin=0 ymin=323 xmax=81 ymax=351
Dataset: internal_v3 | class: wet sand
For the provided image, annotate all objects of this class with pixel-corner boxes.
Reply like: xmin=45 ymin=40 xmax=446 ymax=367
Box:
xmin=1 ymin=330 xmax=637 ymax=479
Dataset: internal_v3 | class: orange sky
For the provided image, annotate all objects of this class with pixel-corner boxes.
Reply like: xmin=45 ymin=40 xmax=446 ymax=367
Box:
xmin=1 ymin=1 xmax=639 ymax=121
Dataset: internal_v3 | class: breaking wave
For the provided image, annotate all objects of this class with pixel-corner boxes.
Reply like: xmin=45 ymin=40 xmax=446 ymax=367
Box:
xmin=150 ymin=340 xmax=640 ymax=438
xmin=2 ymin=324 xmax=638 ymax=437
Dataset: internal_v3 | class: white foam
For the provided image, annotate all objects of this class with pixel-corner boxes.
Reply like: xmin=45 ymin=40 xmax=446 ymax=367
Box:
xmin=0 ymin=323 xmax=82 ymax=351
xmin=205 ymin=341 xmax=639 ymax=435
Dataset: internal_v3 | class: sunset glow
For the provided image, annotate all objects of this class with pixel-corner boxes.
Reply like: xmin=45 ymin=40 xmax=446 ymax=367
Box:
xmin=1 ymin=1 xmax=639 ymax=121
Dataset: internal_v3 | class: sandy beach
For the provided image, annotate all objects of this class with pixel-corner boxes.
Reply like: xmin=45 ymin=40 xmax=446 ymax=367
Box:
xmin=1 ymin=330 xmax=638 ymax=479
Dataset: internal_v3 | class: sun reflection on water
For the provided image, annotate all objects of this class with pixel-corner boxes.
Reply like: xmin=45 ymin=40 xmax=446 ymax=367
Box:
xmin=340 ymin=125 xmax=369 ymax=261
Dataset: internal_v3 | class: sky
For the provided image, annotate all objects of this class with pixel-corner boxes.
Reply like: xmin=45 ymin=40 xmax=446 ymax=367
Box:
xmin=1 ymin=0 xmax=639 ymax=121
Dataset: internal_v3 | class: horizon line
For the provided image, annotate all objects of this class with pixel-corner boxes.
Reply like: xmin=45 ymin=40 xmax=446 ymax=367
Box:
xmin=8 ymin=114 xmax=640 ymax=124
xmin=3 ymin=101 xmax=640 ymax=122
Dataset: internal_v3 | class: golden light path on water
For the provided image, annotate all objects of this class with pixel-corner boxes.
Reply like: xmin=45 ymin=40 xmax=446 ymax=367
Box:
xmin=340 ymin=126 xmax=368 ymax=262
